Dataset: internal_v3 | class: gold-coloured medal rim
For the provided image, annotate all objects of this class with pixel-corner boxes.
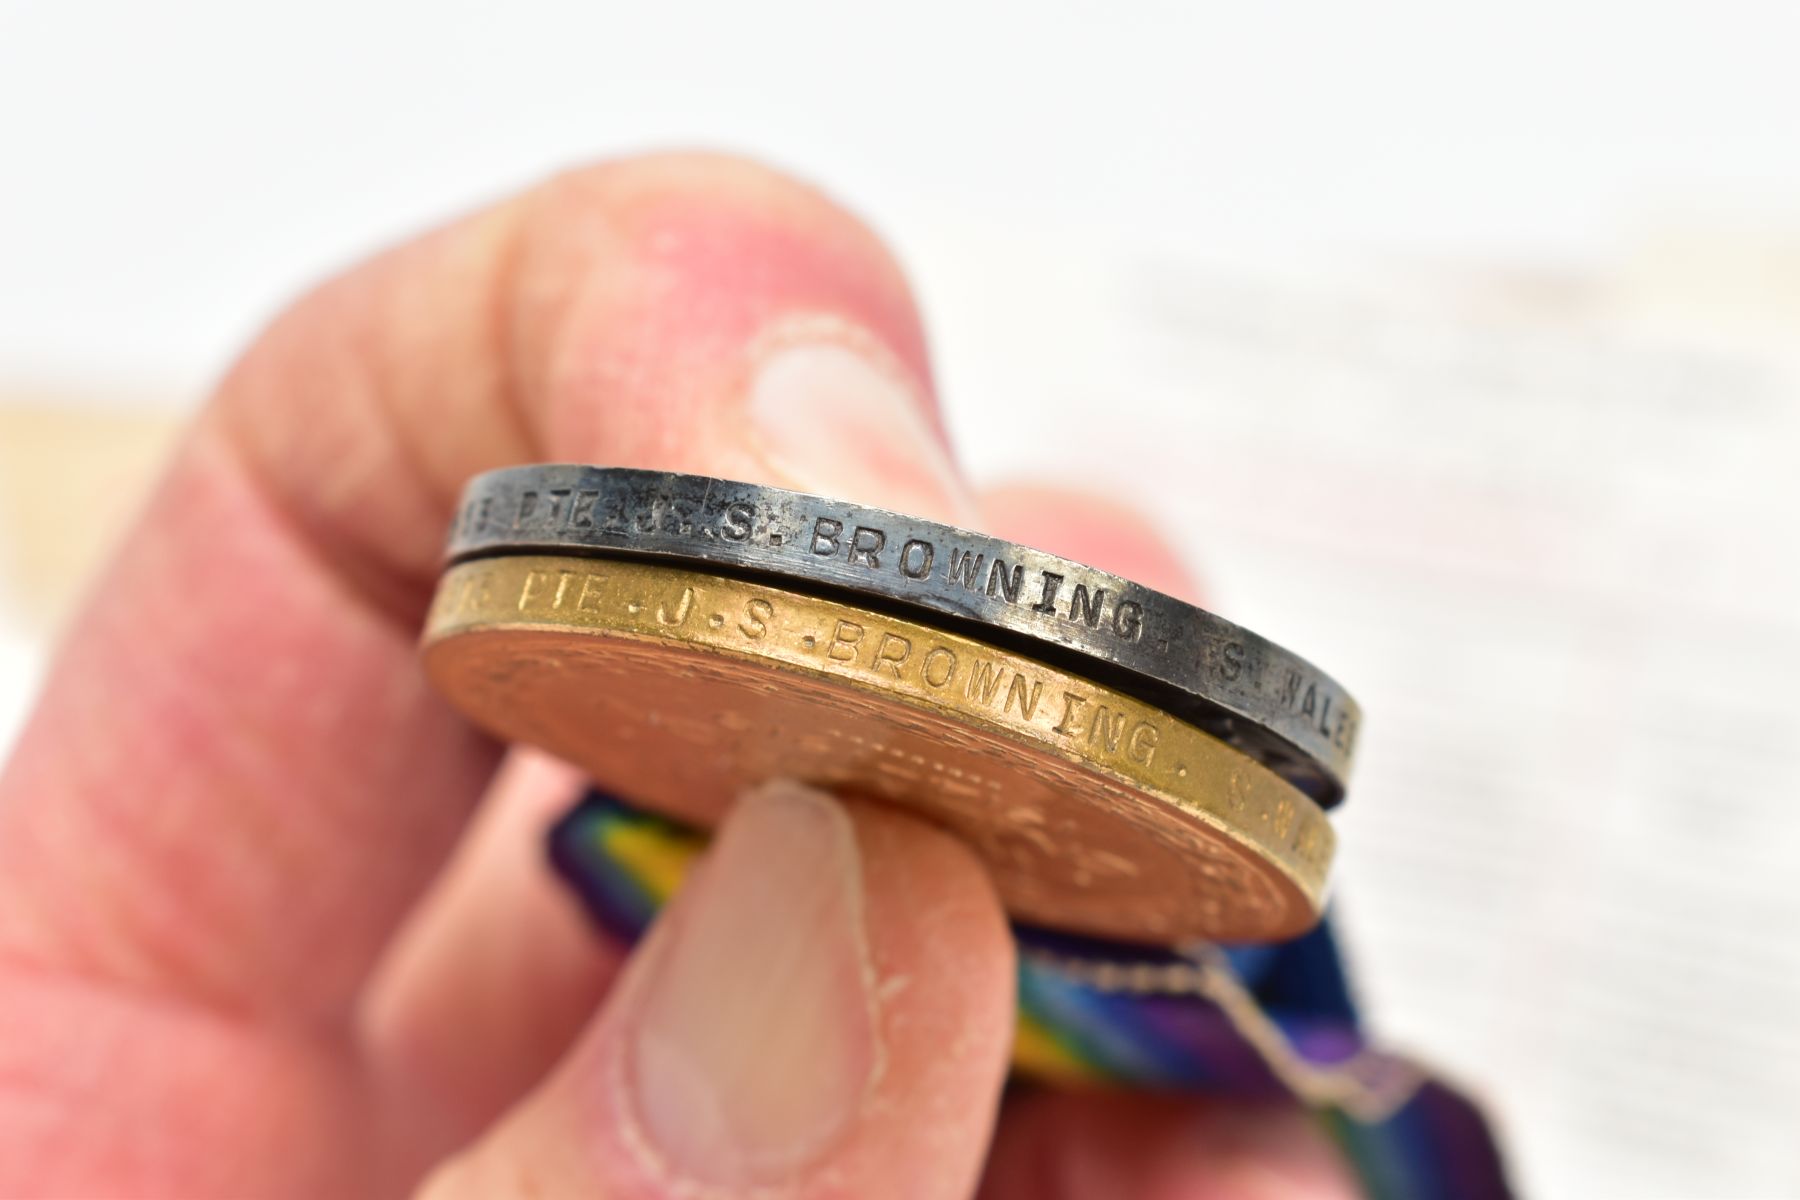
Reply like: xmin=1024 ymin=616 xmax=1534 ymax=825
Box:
xmin=423 ymin=554 xmax=1333 ymax=914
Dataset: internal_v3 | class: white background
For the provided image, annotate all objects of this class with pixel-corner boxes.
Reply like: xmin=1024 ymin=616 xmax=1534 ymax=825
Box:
xmin=6 ymin=3 xmax=1800 ymax=1196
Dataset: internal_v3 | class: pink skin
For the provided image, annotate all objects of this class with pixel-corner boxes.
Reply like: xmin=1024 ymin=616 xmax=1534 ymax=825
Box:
xmin=0 ymin=154 xmax=1359 ymax=1199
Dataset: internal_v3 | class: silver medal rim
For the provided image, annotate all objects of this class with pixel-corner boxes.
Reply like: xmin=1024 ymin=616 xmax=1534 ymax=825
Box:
xmin=442 ymin=465 xmax=1360 ymax=806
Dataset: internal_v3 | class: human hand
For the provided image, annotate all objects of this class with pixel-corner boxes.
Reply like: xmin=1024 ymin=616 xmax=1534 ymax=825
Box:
xmin=0 ymin=154 xmax=1359 ymax=1199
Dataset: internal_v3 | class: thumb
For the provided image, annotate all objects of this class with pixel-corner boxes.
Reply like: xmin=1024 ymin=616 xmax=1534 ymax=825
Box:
xmin=418 ymin=781 xmax=1016 ymax=1199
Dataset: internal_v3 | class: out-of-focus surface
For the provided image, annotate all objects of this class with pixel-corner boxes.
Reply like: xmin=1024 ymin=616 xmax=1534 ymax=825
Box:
xmin=4 ymin=4 xmax=1799 ymax=1196
xmin=0 ymin=402 xmax=183 ymax=624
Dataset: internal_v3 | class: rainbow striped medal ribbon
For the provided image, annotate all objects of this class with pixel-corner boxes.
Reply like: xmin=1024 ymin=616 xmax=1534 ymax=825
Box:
xmin=549 ymin=792 xmax=1513 ymax=1200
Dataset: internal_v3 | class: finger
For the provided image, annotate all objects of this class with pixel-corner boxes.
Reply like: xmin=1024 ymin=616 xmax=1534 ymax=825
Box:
xmin=979 ymin=1090 xmax=1360 ymax=1200
xmin=0 ymin=153 xmax=975 ymax=1022
xmin=361 ymin=749 xmax=616 ymax=1152
xmin=419 ymin=781 xmax=1015 ymax=1200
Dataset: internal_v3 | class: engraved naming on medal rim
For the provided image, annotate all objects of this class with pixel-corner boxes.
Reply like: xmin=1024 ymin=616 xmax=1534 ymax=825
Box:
xmin=462 ymin=484 xmax=1153 ymax=643
xmin=443 ymin=466 xmax=1363 ymax=807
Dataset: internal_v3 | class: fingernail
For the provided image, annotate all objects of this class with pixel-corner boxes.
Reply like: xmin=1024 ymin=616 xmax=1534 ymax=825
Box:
xmin=626 ymin=781 xmax=879 ymax=1186
xmin=744 ymin=316 xmax=979 ymax=524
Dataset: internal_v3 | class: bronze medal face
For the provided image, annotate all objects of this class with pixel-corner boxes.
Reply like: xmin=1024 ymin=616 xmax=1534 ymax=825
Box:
xmin=423 ymin=555 xmax=1333 ymax=943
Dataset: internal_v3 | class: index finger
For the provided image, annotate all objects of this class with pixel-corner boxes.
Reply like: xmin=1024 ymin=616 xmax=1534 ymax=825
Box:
xmin=0 ymin=153 xmax=972 ymax=1021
